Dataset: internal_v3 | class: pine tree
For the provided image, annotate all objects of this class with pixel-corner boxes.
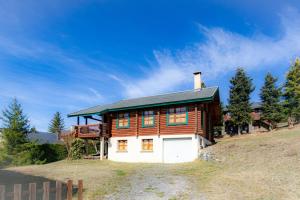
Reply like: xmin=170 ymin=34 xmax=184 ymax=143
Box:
xmin=48 ymin=112 xmax=65 ymax=134
xmin=227 ymin=68 xmax=255 ymax=135
xmin=283 ymin=58 xmax=300 ymax=126
xmin=0 ymin=98 xmax=30 ymax=154
xmin=260 ymin=73 xmax=284 ymax=130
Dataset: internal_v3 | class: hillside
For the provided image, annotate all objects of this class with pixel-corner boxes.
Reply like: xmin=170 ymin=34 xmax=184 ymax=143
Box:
xmin=202 ymin=126 xmax=300 ymax=199
xmin=2 ymin=126 xmax=300 ymax=200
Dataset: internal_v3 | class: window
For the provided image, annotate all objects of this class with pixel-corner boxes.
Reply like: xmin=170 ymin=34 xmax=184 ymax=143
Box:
xmin=142 ymin=110 xmax=155 ymax=127
xmin=117 ymin=113 xmax=130 ymax=128
xmin=167 ymin=107 xmax=188 ymax=125
xmin=142 ymin=139 xmax=153 ymax=151
xmin=118 ymin=140 xmax=127 ymax=151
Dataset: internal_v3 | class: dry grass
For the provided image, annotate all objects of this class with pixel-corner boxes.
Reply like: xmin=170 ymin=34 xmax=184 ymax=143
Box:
xmin=200 ymin=126 xmax=300 ymax=200
xmin=3 ymin=126 xmax=300 ymax=200
xmin=6 ymin=160 xmax=139 ymax=199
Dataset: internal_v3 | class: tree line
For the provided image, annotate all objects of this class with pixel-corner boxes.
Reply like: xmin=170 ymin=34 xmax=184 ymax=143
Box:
xmin=0 ymin=100 xmax=67 ymax=167
xmin=0 ymin=98 xmax=98 ymax=167
xmin=227 ymin=58 xmax=300 ymax=135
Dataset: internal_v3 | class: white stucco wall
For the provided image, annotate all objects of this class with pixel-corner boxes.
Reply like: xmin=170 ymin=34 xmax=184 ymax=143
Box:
xmin=108 ymin=134 xmax=205 ymax=163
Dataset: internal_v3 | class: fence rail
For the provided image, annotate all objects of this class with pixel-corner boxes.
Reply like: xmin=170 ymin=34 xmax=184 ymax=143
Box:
xmin=0 ymin=180 xmax=83 ymax=200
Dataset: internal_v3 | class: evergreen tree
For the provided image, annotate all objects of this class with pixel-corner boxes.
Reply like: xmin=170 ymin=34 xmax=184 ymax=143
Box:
xmin=0 ymin=98 xmax=30 ymax=154
xmin=48 ymin=112 xmax=65 ymax=134
xmin=260 ymin=73 xmax=284 ymax=130
xmin=227 ymin=68 xmax=255 ymax=135
xmin=283 ymin=58 xmax=300 ymax=126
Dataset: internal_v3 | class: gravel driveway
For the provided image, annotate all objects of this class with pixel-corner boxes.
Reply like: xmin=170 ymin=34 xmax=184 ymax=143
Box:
xmin=104 ymin=164 xmax=205 ymax=200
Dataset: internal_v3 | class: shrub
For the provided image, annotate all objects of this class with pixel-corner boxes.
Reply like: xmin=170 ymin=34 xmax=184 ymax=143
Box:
xmin=1 ymin=142 xmax=68 ymax=166
xmin=41 ymin=143 xmax=68 ymax=162
xmin=70 ymin=138 xmax=85 ymax=160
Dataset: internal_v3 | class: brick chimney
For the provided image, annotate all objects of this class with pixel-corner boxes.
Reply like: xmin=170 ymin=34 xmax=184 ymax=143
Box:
xmin=193 ymin=72 xmax=202 ymax=90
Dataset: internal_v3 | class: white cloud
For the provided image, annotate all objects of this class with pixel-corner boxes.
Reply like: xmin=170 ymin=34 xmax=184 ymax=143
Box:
xmin=117 ymin=7 xmax=300 ymax=98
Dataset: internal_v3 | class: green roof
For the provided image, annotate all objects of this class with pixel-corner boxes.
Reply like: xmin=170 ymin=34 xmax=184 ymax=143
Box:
xmin=68 ymin=86 xmax=219 ymax=117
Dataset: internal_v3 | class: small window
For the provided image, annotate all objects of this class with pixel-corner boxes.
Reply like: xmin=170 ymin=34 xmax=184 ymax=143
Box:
xmin=117 ymin=113 xmax=130 ymax=128
xmin=142 ymin=139 xmax=153 ymax=151
xmin=167 ymin=107 xmax=188 ymax=125
xmin=118 ymin=140 xmax=127 ymax=151
xmin=142 ymin=110 xmax=155 ymax=127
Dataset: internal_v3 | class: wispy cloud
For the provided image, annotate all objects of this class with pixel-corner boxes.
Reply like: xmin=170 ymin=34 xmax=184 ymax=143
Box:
xmin=115 ymin=7 xmax=300 ymax=98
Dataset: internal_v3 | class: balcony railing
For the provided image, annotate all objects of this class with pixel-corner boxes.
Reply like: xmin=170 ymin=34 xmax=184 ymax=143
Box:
xmin=75 ymin=123 xmax=100 ymax=138
xmin=58 ymin=123 xmax=109 ymax=139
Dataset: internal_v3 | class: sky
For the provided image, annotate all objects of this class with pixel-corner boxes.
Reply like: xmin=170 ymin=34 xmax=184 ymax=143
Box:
xmin=0 ymin=0 xmax=300 ymax=131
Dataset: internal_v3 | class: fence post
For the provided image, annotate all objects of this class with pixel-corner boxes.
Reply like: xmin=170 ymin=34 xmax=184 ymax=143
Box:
xmin=67 ymin=180 xmax=73 ymax=200
xmin=29 ymin=183 xmax=36 ymax=200
xmin=43 ymin=182 xmax=50 ymax=200
xmin=78 ymin=180 xmax=83 ymax=200
xmin=13 ymin=184 xmax=22 ymax=200
xmin=55 ymin=181 xmax=62 ymax=200
xmin=0 ymin=185 xmax=5 ymax=200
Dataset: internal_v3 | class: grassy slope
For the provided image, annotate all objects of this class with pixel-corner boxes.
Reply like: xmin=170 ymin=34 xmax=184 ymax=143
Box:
xmin=5 ymin=126 xmax=300 ymax=200
xmin=202 ymin=126 xmax=300 ymax=200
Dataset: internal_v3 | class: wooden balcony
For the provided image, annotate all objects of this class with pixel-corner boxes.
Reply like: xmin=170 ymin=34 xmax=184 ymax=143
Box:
xmin=74 ymin=124 xmax=100 ymax=138
xmin=59 ymin=123 xmax=109 ymax=139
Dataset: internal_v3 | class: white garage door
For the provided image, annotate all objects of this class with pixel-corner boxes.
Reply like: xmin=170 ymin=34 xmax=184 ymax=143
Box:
xmin=163 ymin=137 xmax=194 ymax=163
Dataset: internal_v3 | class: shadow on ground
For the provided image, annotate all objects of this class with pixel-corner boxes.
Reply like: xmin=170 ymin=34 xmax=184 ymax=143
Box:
xmin=0 ymin=169 xmax=78 ymax=200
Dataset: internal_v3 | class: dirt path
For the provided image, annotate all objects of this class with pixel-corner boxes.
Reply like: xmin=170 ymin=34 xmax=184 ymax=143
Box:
xmin=103 ymin=165 xmax=205 ymax=200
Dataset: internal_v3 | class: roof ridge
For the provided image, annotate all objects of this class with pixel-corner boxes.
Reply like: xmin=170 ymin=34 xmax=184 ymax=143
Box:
xmin=119 ymin=86 xmax=219 ymax=102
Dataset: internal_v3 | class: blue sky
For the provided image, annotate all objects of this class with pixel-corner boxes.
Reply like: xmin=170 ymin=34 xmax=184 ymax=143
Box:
xmin=0 ymin=0 xmax=300 ymax=131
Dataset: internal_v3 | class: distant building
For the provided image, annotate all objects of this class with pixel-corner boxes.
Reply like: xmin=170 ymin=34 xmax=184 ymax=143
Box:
xmin=223 ymin=102 xmax=269 ymax=135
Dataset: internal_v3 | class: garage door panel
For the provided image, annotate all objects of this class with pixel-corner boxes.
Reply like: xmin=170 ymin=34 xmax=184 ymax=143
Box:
xmin=163 ymin=137 xmax=194 ymax=163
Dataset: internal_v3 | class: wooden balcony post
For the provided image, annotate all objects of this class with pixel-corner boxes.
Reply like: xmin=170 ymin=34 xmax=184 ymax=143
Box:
xmin=100 ymin=136 xmax=105 ymax=160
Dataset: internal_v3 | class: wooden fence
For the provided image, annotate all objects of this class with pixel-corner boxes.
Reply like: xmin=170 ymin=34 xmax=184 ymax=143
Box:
xmin=0 ymin=180 xmax=83 ymax=200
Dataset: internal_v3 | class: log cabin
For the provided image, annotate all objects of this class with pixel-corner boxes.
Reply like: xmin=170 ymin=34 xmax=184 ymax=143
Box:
xmin=68 ymin=72 xmax=221 ymax=163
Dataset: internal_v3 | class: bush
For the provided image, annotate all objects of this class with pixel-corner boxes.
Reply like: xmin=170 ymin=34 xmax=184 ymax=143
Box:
xmin=70 ymin=139 xmax=85 ymax=160
xmin=41 ymin=143 xmax=68 ymax=162
xmin=1 ymin=142 xmax=68 ymax=167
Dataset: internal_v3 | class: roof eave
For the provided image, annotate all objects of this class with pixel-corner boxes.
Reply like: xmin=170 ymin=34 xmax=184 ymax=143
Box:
xmin=68 ymin=97 xmax=214 ymax=117
xmin=68 ymin=87 xmax=219 ymax=117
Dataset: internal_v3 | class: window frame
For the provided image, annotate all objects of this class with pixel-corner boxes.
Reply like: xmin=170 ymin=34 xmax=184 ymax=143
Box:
xmin=142 ymin=110 xmax=155 ymax=128
xmin=141 ymin=139 xmax=153 ymax=152
xmin=116 ymin=112 xmax=130 ymax=129
xmin=167 ymin=106 xmax=188 ymax=126
xmin=117 ymin=140 xmax=128 ymax=152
